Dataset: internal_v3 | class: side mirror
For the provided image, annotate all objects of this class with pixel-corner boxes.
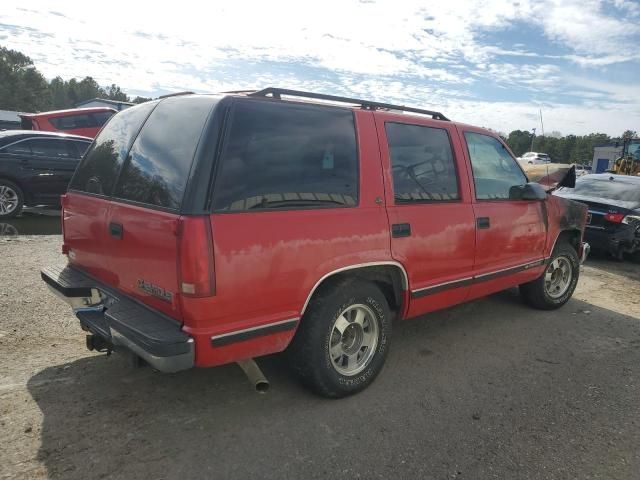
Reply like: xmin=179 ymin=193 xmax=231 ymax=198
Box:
xmin=509 ymin=182 xmax=547 ymax=200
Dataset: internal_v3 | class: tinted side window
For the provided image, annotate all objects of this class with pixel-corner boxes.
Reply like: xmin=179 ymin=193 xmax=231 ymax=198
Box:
xmin=213 ymin=100 xmax=358 ymax=212
xmin=28 ymin=139 xmax=71 ymax=158
xmin=2 ymin=140 xmax=32 ymax=155
xmin=386 ymin=123 xmax=459 ymax=202
xmin=69 ymin=102 xmax=157 ymax=195
xmin=464 ymin=132 xmax=527 ymax=200
xmin=113 ymin=97 xmax=214 ymax=210
xmin=69 ymin=141 xmax=91 ymax=158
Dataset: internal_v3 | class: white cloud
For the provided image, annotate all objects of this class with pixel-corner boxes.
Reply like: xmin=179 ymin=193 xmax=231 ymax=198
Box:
xmin=0 ymin=0 xmax=638 ymax=135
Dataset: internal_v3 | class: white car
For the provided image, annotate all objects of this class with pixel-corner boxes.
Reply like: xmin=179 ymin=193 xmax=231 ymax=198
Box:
xmin=574 ymin=164 xmax=592 ymax=176
xmin=517 ymin=152 xmax=551 ymax=164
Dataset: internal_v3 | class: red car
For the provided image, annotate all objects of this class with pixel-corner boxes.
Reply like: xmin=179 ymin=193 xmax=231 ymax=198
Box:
xmin=41 ymin=88 xmax=589 ymax=397
xmin=20 ymin=107 xmax=116 ymax=138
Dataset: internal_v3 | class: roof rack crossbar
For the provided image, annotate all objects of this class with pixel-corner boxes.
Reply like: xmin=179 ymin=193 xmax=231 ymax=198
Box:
xmin=248 ymin=87 xmax=449 ymax=121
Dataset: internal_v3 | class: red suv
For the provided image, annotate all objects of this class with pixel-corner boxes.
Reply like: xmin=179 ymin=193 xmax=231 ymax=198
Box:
xmin=42 ymin=88 xmax=589 ymax=397
xmin=20 ymin=107 xmax=116 ymax=138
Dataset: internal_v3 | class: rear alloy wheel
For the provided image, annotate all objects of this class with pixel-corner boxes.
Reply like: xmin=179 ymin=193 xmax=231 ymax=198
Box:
xmin=0 ymin=180 xmax=23 ymax=219
xmin=288 ymin=278 xmax=391 ymax=398
xmin=520 ymin=242 xmax=579 ymax=310
xmin=329 ymin=304 xmax=379 ymax=376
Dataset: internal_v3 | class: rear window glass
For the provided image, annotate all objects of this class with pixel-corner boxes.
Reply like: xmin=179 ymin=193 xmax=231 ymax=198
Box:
xmin=213 ymin=100 xmax=358 ymax=211
xmin=69 ymin=102 xmax=157 ymax=195
xmin=92 ymin=111 xmax=115 ymax=126
xmin=50 ymin=114 xmax=94 ymax=130
xmin=113 ymin=97 xmax=213 ymax=210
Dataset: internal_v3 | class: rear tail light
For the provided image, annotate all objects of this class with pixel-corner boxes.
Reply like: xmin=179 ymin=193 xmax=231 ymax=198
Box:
xmin=177 ymin=216 xmax=215 ymax=297
xmin=604 ymin=212 xmax=625 ymax=223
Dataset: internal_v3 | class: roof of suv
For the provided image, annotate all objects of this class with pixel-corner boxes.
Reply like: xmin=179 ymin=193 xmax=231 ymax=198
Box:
xmin=0 ymin=129 xmax=93 ymax=144
xmin=19 ymin=107 xmax=117 ymax=118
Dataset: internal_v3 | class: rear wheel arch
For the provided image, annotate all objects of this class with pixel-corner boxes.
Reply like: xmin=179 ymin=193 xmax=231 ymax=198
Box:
xmin=301 ymin=263 xmax=408 ymax=319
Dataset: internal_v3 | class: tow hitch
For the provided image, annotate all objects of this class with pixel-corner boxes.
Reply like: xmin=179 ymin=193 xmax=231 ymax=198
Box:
xmin=85 ymin=334 xmax=113 ymax=355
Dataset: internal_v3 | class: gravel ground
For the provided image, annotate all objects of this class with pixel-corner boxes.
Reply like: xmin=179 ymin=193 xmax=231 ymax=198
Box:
xmin=1 ymin=235 xmax=639 ymax=480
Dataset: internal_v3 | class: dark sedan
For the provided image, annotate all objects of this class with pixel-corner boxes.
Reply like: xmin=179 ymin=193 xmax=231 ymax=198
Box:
xmin=555 ymin=174 xmax=640 ymax=260
xmin=0 ymin=130 xmax=92 ymax=218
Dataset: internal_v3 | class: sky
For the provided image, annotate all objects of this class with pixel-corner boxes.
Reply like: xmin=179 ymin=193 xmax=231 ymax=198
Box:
xmin=1 ymin=0 xmax=639 ymax=136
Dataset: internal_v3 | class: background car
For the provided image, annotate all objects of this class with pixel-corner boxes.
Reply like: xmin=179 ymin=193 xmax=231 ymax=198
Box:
xmin=19 ymin=107 xmax=116 ymax=138
xmin=575 ymin=164 xmax=592 ymax=177
xmin=0 ymin=130 xmax=92 ymax=218
xmin=517 ymin=151 xmax=551 ymax=164
xmin=555 ymin=174 xmax=640 ymax=260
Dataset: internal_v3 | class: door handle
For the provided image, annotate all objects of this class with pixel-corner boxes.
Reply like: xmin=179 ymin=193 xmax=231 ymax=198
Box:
xmin=391 ymin=223 xmax=411 ymax=238
xmin=109 ymin=222 xmax=123 ymax=239
xmin=476 ymin=217 xmax=490 ymax=229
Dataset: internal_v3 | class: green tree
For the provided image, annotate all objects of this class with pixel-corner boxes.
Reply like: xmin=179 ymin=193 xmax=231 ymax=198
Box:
xmin=131 ymin=96 xmax=152 ymax=104
xmin=105 ymin=84 xmax=129 ymax=102
xmin=506 ymin=130 xmax=533 ymax=157
xmin=0 ymin=46 xmax=51 ymax=111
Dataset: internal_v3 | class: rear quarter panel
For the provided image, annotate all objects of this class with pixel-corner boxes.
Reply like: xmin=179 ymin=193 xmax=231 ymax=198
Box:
xmin=181 ymin=110 xmax=394 ymax=367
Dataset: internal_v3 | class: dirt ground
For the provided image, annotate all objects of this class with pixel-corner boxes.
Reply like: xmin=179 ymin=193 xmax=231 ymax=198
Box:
xmin=1 ymin=235 xmax=639 ymax=479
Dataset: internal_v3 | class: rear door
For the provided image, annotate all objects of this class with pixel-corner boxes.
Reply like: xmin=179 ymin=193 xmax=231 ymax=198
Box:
xmin=19 ymin=138 xmax=78 ymax=203
xmin=207 ymin=99 xmax=389 ymax=334
xmin=65 ymin=101 xmax=158 ymax=288
xmin=461 ymin=129 xmax=547 ymax=298
xmin=375 ymin=114 xmax=476 ymax=317
xmin=106 ymin=96 xmax=216 ymax=318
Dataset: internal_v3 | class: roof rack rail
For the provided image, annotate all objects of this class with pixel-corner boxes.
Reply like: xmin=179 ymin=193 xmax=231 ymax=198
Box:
xmin=158 ymin=91 xmax=195 ymax=99
xmin=248 ymin=87 xmax=449 ymax=121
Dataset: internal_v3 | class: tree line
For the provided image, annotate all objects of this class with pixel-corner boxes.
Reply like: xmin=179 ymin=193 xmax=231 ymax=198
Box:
xmin=1 ymin=44 xmax=636 ymax=165
xmin=505 ymin=129 xmax=636 ymax=165
xmin=0 ymin=45 xmax=150 ymax=112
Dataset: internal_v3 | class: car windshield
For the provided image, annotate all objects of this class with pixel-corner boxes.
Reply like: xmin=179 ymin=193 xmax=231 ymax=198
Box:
xmin=559 ymin=177 xmax=640 ymax=202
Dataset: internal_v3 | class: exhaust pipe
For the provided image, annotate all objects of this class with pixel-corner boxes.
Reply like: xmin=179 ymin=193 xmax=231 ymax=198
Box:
xmin=237 ymin=359 xmax=269 ymax=393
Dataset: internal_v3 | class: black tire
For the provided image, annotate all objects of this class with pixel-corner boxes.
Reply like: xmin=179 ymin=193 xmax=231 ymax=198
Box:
xmin=520 ymin=242 xmax=580 ymax=310
xmin=0 ymin=179 xmax=24 ymax=219
xmin=288 ymin=278 xmax=392 ymax=398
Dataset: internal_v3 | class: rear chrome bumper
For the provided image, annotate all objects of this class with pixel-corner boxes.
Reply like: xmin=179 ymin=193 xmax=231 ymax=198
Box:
xmin=580 ymin=242 xmax=590 ymax=264
xmin=42 ymin=265 xmax=194 ymax=373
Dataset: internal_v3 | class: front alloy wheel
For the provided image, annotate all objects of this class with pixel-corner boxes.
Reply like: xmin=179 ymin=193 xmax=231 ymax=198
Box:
xmin=520 ymin=242 xmax=580 ymax=310
xmin=544 ymin=257 xmax=573 ymax=299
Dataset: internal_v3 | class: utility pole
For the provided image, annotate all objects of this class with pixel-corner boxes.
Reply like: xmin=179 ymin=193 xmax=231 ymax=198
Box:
xmin=539 ymin=109 xmax=545 ymax=137
xmin=530 ymin=128 xmax=536 ymax=152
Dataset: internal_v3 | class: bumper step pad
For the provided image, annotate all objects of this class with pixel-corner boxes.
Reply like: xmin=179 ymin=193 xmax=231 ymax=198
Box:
xmin=41 ymin=265 xmax=194 ymax=372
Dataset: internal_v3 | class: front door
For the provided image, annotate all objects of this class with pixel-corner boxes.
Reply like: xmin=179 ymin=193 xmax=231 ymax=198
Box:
xmin=461 ymin=128 xmax=547 ymax=299
xmin=375 ymin=114 xmax=476 ymax=317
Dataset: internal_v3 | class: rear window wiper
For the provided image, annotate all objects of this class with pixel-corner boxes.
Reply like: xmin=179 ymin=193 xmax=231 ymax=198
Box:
xmin=224 ymin=193 xmax=356 ymax=210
